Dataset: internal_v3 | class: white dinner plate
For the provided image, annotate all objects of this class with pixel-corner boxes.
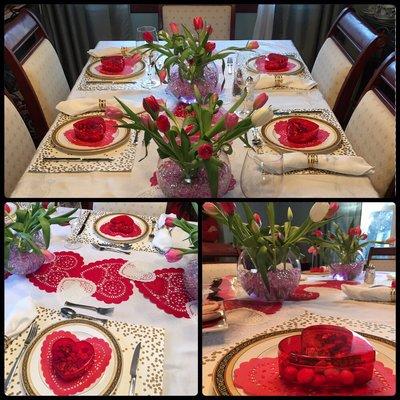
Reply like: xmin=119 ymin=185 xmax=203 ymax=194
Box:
xmin=246 ymin=55 xmax=304 ymax=75
xmin=21 ymin=319 xmax=122 ymax=395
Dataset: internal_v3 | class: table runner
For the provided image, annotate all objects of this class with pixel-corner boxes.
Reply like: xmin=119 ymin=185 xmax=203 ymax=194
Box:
xmin=5 ymin=306 xmax=165 ymax=396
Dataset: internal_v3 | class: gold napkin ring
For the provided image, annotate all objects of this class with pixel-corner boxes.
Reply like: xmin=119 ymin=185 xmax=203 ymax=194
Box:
xmin=98 ymin=99 xmax=107 ymax=111
xmin=390 ymin=288 xmax=396 ymax=302
xmin=121 ymin=46 xmax=128 ymax=56
xmin=307 ymin=153 xmax=318 ymax=168
xmin=275 ymin=75 xmax=284 ymax=87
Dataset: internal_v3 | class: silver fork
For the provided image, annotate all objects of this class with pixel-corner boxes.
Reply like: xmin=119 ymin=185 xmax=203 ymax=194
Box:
xmin=91 ymin=243 xmax=131 ymax=255
xmin=98 ymin=242 xmax=132 ymax=250
xmin=148 ymin=220 xmax=157 ymax=239
xmin=5 ymin=322 xmax=38 ymax=390
xmin=64 ymin=301 xmax=114 ymax=315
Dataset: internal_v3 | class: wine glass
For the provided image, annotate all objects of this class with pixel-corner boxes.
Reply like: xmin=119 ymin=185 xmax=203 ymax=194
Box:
xmin=240 ymin=149 xmax=283 ymax=197
xmin=64 ymin=204 xmax=83 ymax=250
xmin=137 ymin=26 xmax=160 ymax=89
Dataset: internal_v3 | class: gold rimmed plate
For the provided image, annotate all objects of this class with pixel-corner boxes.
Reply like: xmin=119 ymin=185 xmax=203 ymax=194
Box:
xmin=261 ymin=115 xmax=342 ymax=154
xmin=51 ymin=114 xmax=131 ymax=155
xmin=21 ymin=319 xmax=122 ymax=396
xmin=94 ymin=213 xmax=149 ymax=243
xmin=246 ymin=55 xmax=304 ymax=75
xmin=86 ymin=59 xmax=145 ymax=81
xmin=213 ymin=328 xmax=395 ymax=396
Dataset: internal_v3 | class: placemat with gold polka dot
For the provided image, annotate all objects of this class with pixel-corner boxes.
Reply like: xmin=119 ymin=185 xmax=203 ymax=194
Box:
xmin=5 ymin=306 xmax=165 ymax=395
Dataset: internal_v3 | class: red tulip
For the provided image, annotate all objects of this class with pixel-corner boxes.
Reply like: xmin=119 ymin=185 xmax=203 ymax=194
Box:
xmin=326 ymin=202 xmax=340 ymax=219
xmin=143 ymin=95 xmax=160 ymax=115
xmin=105 ymin=106 xmax=123 ymax=119
xmin=206 ymin=25 xmax=213 ymax=35
xmin=253 ymin=93 xmax=268 ymax=110
xmin=165 ymin=248 xmax=183 ymax=263
xmin=198 ymin=143 xmax=213 ymax=160
xmin=140 ymin=113 xmax=152 ymax=129
xmin=169 ymin=22 xmax=179 ymax=34
xmin=203 ymin=202 xmax=219 ymax=217
xmin=219 ymin=202 xmax=236 ymax=216
xmin=158 ymin=68 xmax=167 ymax=83
xmin=360 ymin=233 xmax=368 ymax=240
xmin=313 ymin=229 xmax=324 ymax=238
xmin=204 ymin=41 xmax=216 ymax=53
xmin=253 ymin=212 xmax=262 ymax=226
xmin=193 ymin=16 xmax=204 ymax=30
xmin=348 ymin=226 xmax=362 ymax=237
xmin=164 ymin=217 xmax=176 ymax=228
xmin=156 ymin=115 xmax=170 ymax=133
xmin=246 ymin=40 xmax=259 ymax=49
xmin=4 ymin=203 xmax=11 ymax=213
xmin=224 ymin=113 xmax=239 ymax=131
xmin=143 ymin=31 xmax=154 ymax=43
xmin=308 ymin=246 xmax=318 ymax=255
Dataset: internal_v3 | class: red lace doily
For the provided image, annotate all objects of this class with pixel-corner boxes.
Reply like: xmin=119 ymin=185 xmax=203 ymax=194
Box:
xmin=95 ymin=64 xmax=134 ymax=76
xmin=40 ymin=330 xmax=112 ymax=396
xmin=79 ymin=258 xmax=133 ymax=304
xmin=289 ymin=280 xmax=360 ymax=301
xmin=274 ymin=120 xmax=330 ymax=149
xmin=27 ymin=251 xmax=84 ymax=293
xmin=64 ymin=119 xmax=118 ymax=147
xmin=225 ymin=299 xmax=282 ymax=315
xmin=134 ymin=267 xmax=191 ymax=318
xmin=233 ymin=357 xmax=396 ymax=396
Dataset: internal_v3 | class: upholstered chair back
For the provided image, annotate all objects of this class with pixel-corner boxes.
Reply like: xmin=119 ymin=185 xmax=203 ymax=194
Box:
xmin=93 ymin=203 xmax=167 ymax=216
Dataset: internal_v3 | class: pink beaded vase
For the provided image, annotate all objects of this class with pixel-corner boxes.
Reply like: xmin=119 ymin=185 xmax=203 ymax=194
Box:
xmin=237 ymin=250 xmax=301 ymax=302
xmin=184 ymin=258 xmax=198 ymax=301
xmin=167 ymin=62 xmax=219 ymax=104
xmin=330 ymin=260 xmax=364 ymax=281
xmin=156 ymin=152 xmax=232 ymax=198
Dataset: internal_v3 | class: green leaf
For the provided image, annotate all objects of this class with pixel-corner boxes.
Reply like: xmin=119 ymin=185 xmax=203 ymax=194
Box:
xmin=38 ymin=217 xmax=50 ymax=248
xmin=241 ymin=203 xmax=255 ymax=225
xmin=202 ymin=158 xmax=219 ymax=197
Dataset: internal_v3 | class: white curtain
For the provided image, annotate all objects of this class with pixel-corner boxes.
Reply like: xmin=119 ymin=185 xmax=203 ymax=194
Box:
xmin=253 ymin=4 xmax=275 ymax=39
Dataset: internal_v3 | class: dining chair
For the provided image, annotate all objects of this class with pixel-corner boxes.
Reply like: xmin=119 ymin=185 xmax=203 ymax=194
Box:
xmin=311 ymin=7 xmax=386 ymax=125
xmin=202 ymin=242 xmax=240 ymax=263
xmin=367 ymin=246 xmax=396 ymax=272
xmin=159 ymin=4 xmax=236 ymax=39
xmin=4 ymin=94 xmax=36 ymax=197
xmin=92 ymin=203 xmax=167 ymax=216
xmin=4 ymin=8 xmax=70 ymax=143
xmin=344 ymin=52 xmax=396 ymax=197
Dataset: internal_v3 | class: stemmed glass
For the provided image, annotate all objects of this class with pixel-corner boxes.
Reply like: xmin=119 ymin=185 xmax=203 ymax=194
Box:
xmin=137 ymin=26 xmax=160 ymax=89
xmin=64 ymin=203 xmax=83 ymax=250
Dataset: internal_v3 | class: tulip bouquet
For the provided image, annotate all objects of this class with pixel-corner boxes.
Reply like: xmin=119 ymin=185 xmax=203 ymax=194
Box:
xmin=115 ymin=89 xmax=273 ymax=197
xmin=132 ymin=16 xmax=259 ymax=89
xmin=203 ymin=202 xmax=339 ymax=287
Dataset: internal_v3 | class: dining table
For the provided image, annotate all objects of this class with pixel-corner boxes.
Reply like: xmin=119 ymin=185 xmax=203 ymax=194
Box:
xmin=202 ymin=263 xmax=395 ymax=395
xmin=10 ymin=40 xmax=378 ymax=198
xmin=4 ymin=206 xmax=198 ymax=395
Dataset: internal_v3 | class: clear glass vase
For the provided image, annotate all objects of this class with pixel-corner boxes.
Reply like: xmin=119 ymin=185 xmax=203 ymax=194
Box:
xmin=167 ymin=62 xmax=219 ymax=104
xmin=237 ymin=249 xmax=301 ymax=301
xmin=156 ymin=151 xmax=232 ymax=198
xmin=184 ymin=258 xmax=198 ymax=301
xmin=330 ymin=251 xmax=365 ymax=281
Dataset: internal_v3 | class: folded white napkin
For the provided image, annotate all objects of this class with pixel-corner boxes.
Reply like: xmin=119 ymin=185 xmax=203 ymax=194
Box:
xmin=56 ymin=97 xmax=143 ymax=117
xmin=5 ymin=296 xmax=37 ymax=338
xmin=342 ymin=284 xmax=395 ymax=302
xmin=87 ymin=47 xmax=134 ymax=57
xmin=152 ymin=227 xmax=173 ymax=252
xmin=255 ymin=74 xmax=317 ymax=90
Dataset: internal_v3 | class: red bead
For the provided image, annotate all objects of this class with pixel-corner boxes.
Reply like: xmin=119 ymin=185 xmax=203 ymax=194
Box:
xmin=340 ymin=369 xmax=355 ymax=385
xmin=353 ymin=367 xmax=370 ymax=384
xmin=297 ymin=368 xmax=315 ymax=384
xmin=311 ymin=374 xmax=327 ymax=387
xmin=283 ymin=365 xmax=298 ymax=382
xmin=324 ymin=367 xmax=340 ymax=383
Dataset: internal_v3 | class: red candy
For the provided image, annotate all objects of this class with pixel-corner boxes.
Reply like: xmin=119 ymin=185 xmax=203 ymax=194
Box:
xmin=340 ymin=369 xmax=355 ymax=385
xmin=311 ymin=374 xmax=327 ymax=387
xmin=324 ymin=367 xmax=340 ymax=384
xmin=297 ymin=368 xmax=315 ymax=384
xmin=353 ymin=367 xmax=371 ymax=384
xmin=283 ymin=366 xmax=298 ymax=382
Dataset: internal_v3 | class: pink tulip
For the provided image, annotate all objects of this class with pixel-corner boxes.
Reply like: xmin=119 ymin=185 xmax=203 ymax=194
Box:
xmin=253 ymin=212 xmax=262 ymax=226
xmin=140 ymin=113 xmax=152 ymax=129
xmin=165 ymin=248 xmax=183 ymax=263
xmin=156 ymin=115 xmax=170 ymax=133
xmin=105 ymin=106 xmax=123 ymax=119
xmin=308 ymin=246 xmax=318 ymax=255
xmin=246 ymin=40 xmax=259 ymax=49
xmin=158 ymin=68 xmax=167 ymax=83
xmin=203 ymin=202 xmax=219 ymax=217
xmin=127 ymin=52 xmax=142 ymax=66
xmin=206 ymin=25 xmax=213 ymax=35
xmin=164 ymin=217 xmax=176 ymax=228
xmin=224 ymin=113 xmax=239 ymax=131
xmin=169 ymin=22 xmax=179 ymax=34
xmin=253 ymin=93 xmax=268 ymax=110
xmin=326 ymin=202 xmax=340 ymax=219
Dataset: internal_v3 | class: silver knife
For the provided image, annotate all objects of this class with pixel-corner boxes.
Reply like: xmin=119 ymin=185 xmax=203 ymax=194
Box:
xmin=43 ymin=157 xmax=114 ymax=162
xmin=129 ymin=342 xmax=141 ymax=395
xmin=85 ymin=80 xmax=137 ymax=84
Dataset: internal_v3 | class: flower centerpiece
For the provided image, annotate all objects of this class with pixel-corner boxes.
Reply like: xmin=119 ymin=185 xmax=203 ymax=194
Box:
xmin=4 ymin=203 xmax=77 ymax=275
xmin=116 ymin=90 xmax=273 ymax=197
xmin=308 ymin=218 xmax=396 ymax=280
xmin=202 ymin=202 xmax=339 ymax=301
xmin=131 ymin=16 xmax=259 ymax=103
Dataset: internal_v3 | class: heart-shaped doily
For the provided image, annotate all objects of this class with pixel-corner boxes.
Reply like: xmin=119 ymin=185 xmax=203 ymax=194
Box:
xmin=134 ymin=268 xmax=191 ymax=318
xmin=40 ymin=330 xmax=112 ymax=395
xmin=27 ymin=252 xmax=84 ymax=293
xmin=79 ymin=258 xmax=133 ymax=304
xmin=56 ymin=277 xmax=97 ymax=303
xmin=119 ymin=262 xmax=156 ymax=282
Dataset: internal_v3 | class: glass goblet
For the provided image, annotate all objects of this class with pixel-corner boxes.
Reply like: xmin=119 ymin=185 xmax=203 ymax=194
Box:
xmin=64 ymin=206 xmax=83 ymax=250
xmin=137 ymin=26 xmax=160 ymax=89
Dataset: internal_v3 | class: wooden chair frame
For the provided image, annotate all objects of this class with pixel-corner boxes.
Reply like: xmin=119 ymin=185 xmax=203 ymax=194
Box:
xmin=158 ymin=4 xmax=236 ymax=39
xmin=4 ymin=8 xmax=53 ymax=142
xmin=367 ymin=246 xmax=396 ymax=265
xmin=202 ymin=242 xmax=240 ymax=263
xmin=326 ymin=7 xmax=387 ymax=125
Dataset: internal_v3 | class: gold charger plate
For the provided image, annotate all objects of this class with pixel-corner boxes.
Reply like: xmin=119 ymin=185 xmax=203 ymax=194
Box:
xmin=21 ymin=319 xmax=123 ymax=395
xmin=261 ymin=115 xmax=342 ymax=154
xmin=213 ymin=328 xmax=395 ymax=396
xmin=50 ymin=114 xmax=131 ymax=155
xmin=246 ymin=55 xmax=305 ymax=75
xmin=93 ymin=213 xmax=149 ymax=243
xmin=86 ymin=59 xmax=145 ymax=80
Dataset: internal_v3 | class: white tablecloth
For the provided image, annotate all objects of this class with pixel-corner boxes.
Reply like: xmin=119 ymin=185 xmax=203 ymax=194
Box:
xmin=5 ymin=208 xmax=198 ymax=395
xmin=11 ymin=40 xmax=378 ymax=198
xmin=202 ymin=263 xmax=395 ymax=394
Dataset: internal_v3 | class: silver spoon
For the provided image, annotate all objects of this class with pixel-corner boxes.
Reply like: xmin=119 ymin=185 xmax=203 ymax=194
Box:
xmin=61 ymin=307 xmax=108 ymax=324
